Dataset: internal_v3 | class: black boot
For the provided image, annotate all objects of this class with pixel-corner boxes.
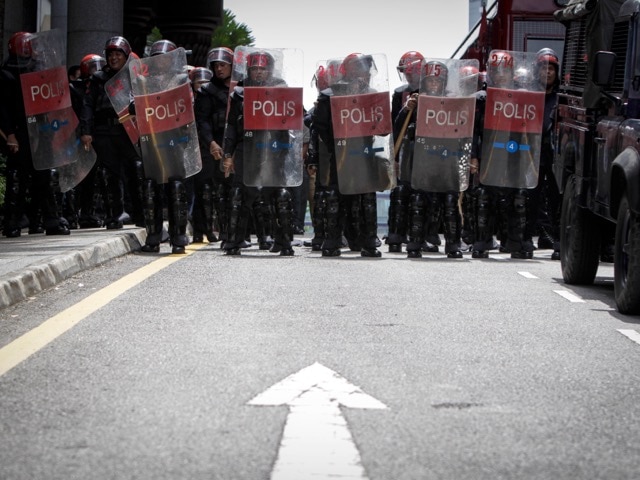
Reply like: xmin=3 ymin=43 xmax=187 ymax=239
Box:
xmin=321 ymin=189 xmax=342 ymax=257
xmin=168 ymin=178 xmax=189 ymax=254
xmin=360 ymin=192 xmax=381 ymax=258
xmin=471 ymin=186 xmax=494 ymax=258
xmin=225 ymin=186 xmax=245 ymax=255
xmin=141 ymin=179 xmax=163 ymax=252
xmin=406 ymin=191 xmax=427 ymax=258
xmin=508 ymin=189 xmax=533 ymax=259
xmin=3 ymin=168 xmax=23 ymax=237
xmin=273 ymin=188 xmax=294 ymax=256
xmin=310 ymin=188 xmax=327 ymax=251
xmin=386 ymin=184 xmax=409 ymax=252
xmin=101 ymin=168 xmax=124 ymax=230
xmin=442 ymin=192 xmax=463 ymax=258
xmin=43 ymin=169 xmax=70 ymax=236
xmin=252 ymin=190 xmax=274 ymax=250
xmin=215 ymin=183 xmax=229 ymax=244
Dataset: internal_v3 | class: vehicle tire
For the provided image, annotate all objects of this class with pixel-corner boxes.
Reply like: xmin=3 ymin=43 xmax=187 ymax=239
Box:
xmin=560 ymin=175 xmax=600 ymax=284
xmin=614 ymin=195 xmax=640 ymax=314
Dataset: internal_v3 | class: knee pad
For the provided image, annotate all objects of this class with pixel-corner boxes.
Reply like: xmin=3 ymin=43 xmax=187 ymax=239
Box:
xmin=201 ymin=182 xmax=212 ymax=203
xmin=143 ymin=179 xmax=157 ymax=209
xmin=230 ymin=186 xmax=243 ymax=210
xmin=361 ymin=192 xmax=377 ymax=221
xmin=49 ymin=169 xmax=61 ymax=192
xmin=427 ymin=193 xmax=441 ymax=223
xmin=324 ymin=189 xmax=340 ymax=230
xmin=443 ymin=192 xmax=458 ymax=218
xmin=325 ymin=189 xmax=339 ymax=216
xmin=390 ymin=184 xmax=410 ymax=206
xmin=7 ymin=169 xmax=20 ymax=198
xmin=408 ymin=192 xmax=427 ymax=238
xmin=135 ymin=160 xmax=145 ymax=181
xmin=513 ymin=189 xmax=527 ymax=216
xmin=313 ymin=189 xmax=327 ymax=216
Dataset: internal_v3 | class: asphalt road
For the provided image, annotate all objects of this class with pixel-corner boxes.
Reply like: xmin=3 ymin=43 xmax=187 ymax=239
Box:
xmin=1 ymin=243 xmax=639 ymax=480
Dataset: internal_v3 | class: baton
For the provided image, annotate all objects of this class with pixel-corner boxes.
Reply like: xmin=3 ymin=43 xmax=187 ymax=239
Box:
xmin=393 ymin=105 xmax=414 ymax=159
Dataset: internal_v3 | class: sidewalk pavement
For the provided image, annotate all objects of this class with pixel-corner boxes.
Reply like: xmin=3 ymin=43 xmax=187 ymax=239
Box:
xmin=0 ymin=226 xmax=147 ymax=310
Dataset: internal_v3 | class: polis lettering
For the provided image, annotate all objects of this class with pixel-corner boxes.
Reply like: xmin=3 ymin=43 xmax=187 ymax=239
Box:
xmin=339 ymin=105 xmax=384 ymax=125
xmin=252 ymin=100 xmax=296 ymax=117
xmin=424 ymin=109 xmax=468 ymax=126
xmin=30 ymin=80 xmax=66 ymax=102
xmin=492 ymin=101 xmax=536 ymax=121
xmin=145 ymin=98 xmax=187 ymax=122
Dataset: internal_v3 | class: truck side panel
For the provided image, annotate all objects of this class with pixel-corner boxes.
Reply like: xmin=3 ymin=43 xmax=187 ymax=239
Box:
xmin=554 ymin=97 xmax=594 ymax=198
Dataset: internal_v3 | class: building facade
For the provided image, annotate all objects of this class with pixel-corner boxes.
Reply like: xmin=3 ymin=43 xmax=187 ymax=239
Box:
xmin=1 ymin=0 xmax=223 ymax=67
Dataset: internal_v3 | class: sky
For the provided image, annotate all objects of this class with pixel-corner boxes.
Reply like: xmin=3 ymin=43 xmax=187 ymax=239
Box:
xmin=224 ymin=0 xmax=472 ymax=110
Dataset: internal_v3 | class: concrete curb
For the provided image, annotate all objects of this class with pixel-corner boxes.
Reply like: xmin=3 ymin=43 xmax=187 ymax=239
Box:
xmin=0 ymin=230 xmax=145 ymax=310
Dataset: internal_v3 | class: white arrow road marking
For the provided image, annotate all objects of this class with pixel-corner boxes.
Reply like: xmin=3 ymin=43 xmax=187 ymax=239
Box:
xmin=618 ymin=329 xmax=640 ymax=346
xmin=554 ymin=290 xmax=585 ymax=303
xmin=248 ymin=362 xmax=387 ymax=480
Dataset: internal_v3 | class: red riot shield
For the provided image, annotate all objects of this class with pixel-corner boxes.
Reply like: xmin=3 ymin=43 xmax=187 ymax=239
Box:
xmin=129 ymin=48 xmax=201 ymax=184
xmin=479 ymin=50 xmax=546 ymax=189
xmin=410 ymin=58 xmax=478 ymax=192
xmin=230 ymin=46 xmax=305 ymax=187
xmin=105 ymin=57 xmax=140 ymax=147
xmin=479 ymin=87 xmax=544 ymax=188
xmin=330 ymin=91 xmax=394 ymax=194
xmin=21 ymin=66 xmax=80 ymax=170
xmin=411 ymin=96 xmax=475 ymax=192
xmin=243 ymin=86 xmax=304 ymax=187
xmin=21 ymin=29 xmax=95 ymax=190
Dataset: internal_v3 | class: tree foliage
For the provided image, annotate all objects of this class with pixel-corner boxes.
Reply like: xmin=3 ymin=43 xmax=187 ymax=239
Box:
xmin=210 ymin=9 xmax=255 ymax=50
xmin=144 ymin=10 xmax=254 ymax=56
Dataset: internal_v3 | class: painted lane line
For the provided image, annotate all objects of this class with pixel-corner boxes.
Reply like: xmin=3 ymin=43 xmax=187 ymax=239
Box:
xmin=553 ymin=290 xmax=585 ymax=303
xmin=248 ymin=362 xmax=387 ymax=479
xmin=618 ymin=329 xmax=640 ymax=346
xmin=518 ymin=271 xmax=538 ymax=279
xmin=0 ymin=244 xmax=205 ymax=377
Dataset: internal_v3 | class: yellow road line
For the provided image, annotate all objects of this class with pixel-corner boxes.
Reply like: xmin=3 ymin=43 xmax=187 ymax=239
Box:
xmin=0 ymin=243 xmax=207 ymax=377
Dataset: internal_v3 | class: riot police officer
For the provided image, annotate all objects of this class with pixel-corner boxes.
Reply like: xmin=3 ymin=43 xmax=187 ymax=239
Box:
xmin=222 ymin=50 xmax=296 ymax=256
xmin=312 ymin=53 xmax=389 ymax=258
xmin=72 ymin=54 xmax=106 ymax=229
xmin=193 ymin=47 xmax=235 ymax=245
xmin=80 ymin=36 xmax=144 ymax=231
xmin=532 ymin=48 xmax=561 ymax=260
xmin=305 ymin=61 xmax=345 ymax=251
xmin=471 ymin=50 xmax=539 ymax=259
xmin=137 ymin=39 xmax=193 ymax=254
xmin=387 ymin=51 xmax=424 ymax=253
xmin=0 ymin=31 xmax=69 ymax=237
xmin=399 ymin=60 xmax=464 ymax=258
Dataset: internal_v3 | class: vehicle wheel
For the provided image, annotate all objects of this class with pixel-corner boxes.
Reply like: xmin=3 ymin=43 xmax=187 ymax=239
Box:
xmin=560 ymin=175 xmax=601 ymax=284
xmin=614 ymin=195 xmax=640 ymax=314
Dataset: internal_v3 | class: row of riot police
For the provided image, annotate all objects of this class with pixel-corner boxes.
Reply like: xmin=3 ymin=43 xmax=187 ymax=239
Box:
xmin=1 ymin=31 xmax=559 ymax=260
xmin=1 ymin=30 xmax=218 ymax=252
xmin=378 ymin=48 xmax=561 ymax=260
xmin=1 ymin=29 xmax=311 ymax=256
